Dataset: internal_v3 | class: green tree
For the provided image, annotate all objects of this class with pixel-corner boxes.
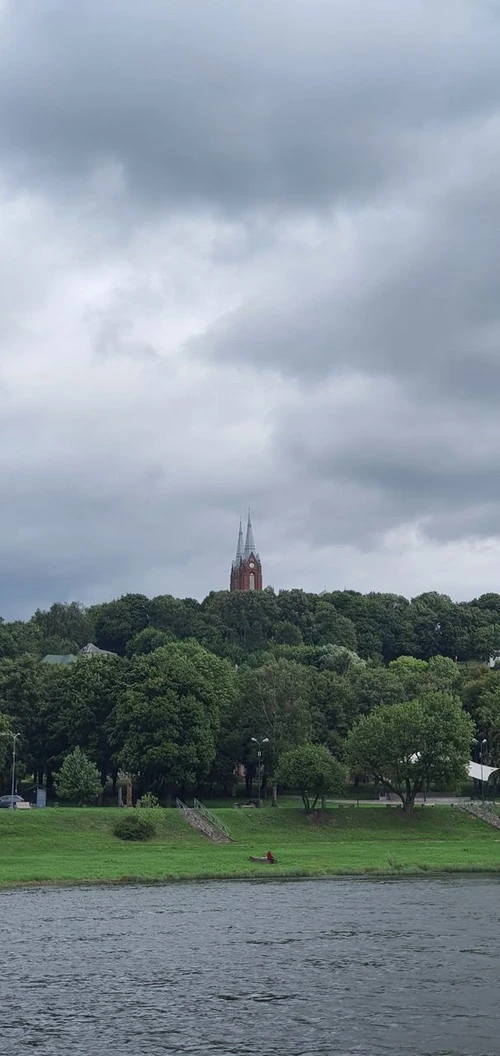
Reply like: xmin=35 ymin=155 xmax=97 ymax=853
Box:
xmin=200 ymin=589 xmax=278 ymax=655
xmin=312 ymin=604 xmax=358 ymax=650
xmin=110 ymin=642 xmax=235 ymax=801
xmin=0 ymin=655 xmax=49 ymax=784
xmin=349 ymin=665 xmax=404 ymax=717
xmin=91 ymin=593 xmax=150 ymax=654
xmin=149 ymin=594 xmax=203 ymax=640
xmin=236 ymin=659 xmax=312 ymax=805
xmin=125 ymin=627 xmax=174 ymax=657
xmin=33 ymin=602 xmax=95 ymax=651
xmin=345 ymin=693 xmax=473 ymax=811
xmin=272 ymin=621 xmax=303 ymax=646
xmin=278 ymin=744 xmax=345 ymax=811
xmin=388 ymin=656 xmax=429 ymax=697
xmin=0 ymin=712 xmax=11 ymax=785
xmin=54 ymin=747 xmax=102 ymax=805
xmin=49 ymin=656 xmax=127 ymax=784
xmin=0 ymin=620 xmax=43 ymax=659
xmin=309 ymin=670 xmax=353 ymax=755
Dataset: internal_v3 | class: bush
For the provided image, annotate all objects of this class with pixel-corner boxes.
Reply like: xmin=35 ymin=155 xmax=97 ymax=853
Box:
xmin=113 ymin=812 xmax=156 ymax=842
xmin=137 ymin=793 xmax=160 ymax=808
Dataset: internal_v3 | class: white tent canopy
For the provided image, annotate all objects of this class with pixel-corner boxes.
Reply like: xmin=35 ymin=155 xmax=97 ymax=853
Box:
xmin=410 ymin=754 xmax=499 ymax=784
xmin=467 ymin=760 xmax=500 ymax=784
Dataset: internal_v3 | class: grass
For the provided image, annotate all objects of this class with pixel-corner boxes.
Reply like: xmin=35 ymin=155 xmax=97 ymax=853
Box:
xmin=0 ymin=805 xmax=499 ymax=888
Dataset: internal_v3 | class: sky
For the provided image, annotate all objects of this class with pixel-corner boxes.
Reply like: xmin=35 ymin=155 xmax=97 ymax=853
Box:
xmin=2 ymin=0 xmax=500 ymax=619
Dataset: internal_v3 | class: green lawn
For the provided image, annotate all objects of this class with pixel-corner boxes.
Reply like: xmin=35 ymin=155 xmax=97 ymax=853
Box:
xmin=0 ymin=805 xmax=498 ymax=888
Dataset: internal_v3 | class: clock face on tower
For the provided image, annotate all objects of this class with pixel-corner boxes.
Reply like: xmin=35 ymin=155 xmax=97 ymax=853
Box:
xmin=249 ymin=561 xmax=254 ymax=568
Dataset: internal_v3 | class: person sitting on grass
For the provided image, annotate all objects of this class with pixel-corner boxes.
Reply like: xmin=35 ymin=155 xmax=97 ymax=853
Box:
xmin=266 ymin=850 xmax=276 ymax=863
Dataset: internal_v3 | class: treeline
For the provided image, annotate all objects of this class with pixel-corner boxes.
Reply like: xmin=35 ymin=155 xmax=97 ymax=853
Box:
xmin=0 ymin=637 xmax=499 ymax=803
xmin=2 ymin=588 xmax=500 ymax=665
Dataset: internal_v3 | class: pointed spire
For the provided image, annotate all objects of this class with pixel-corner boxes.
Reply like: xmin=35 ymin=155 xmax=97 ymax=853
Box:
xmin=233 ymin=517 xmax=244 ymax=567
xmin=244 ymin=508 xmax=257 ymax=558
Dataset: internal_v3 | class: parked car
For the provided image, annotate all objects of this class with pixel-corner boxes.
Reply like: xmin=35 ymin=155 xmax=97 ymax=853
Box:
xmin=0 ymin=795 xmax=25 ymax=808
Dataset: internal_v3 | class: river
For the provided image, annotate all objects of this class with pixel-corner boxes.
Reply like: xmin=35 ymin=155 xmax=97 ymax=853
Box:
xmin=0 ymin=877 xmax=498 ymax=1055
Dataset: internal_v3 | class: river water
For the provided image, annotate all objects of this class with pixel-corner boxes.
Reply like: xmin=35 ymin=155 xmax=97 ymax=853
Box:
xmin=0 ymin=877 xmax=498 ymax=1056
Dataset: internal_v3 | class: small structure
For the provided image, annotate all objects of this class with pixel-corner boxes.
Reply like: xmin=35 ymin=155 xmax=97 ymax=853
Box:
xmin=79 ymin=643 xmax=117 ymax=657
xmin=467 ymin=760 xmax=499 ymax=784
xmin=41 ymin=653 xmax=77 ymax=666
xmin=27 ymin=786 xmax=47 ymax=808
xmin=41 ymin=643 xmax=117 ymax=665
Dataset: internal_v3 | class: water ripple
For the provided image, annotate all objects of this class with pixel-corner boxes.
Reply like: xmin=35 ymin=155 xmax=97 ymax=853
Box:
xmin=0 ymin=878 xmax=499 ymax=1056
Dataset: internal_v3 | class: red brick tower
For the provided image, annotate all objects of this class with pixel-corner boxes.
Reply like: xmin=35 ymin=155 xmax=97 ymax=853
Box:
xmin=230 ymin=510 xmax=263 ymax=591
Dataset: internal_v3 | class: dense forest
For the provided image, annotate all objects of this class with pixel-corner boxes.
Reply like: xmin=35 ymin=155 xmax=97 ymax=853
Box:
xmin=0 ymin=588 xmax=500 ymax=802
xmin=3 ymin=588 xmax=500 ymax=664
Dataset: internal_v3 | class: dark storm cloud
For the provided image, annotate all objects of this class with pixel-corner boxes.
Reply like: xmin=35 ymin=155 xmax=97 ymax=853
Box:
xmin=0 ymin=0 xmax=499 ymax=212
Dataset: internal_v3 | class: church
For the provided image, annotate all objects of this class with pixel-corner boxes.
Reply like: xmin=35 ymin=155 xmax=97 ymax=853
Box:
xmin=230 ymin=511 xmax=263 ymax=591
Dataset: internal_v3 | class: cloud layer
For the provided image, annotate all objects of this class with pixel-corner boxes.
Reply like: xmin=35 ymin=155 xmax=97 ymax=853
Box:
xmin=1 ymin=0 xmax=500 ymax=617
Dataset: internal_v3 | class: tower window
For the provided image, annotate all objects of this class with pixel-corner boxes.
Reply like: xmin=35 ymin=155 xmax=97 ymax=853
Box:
xmin=249 ymin=572 xmax=255 ymax=590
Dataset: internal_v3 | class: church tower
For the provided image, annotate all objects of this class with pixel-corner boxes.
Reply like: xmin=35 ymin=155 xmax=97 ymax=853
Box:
xmin=230 ymin=510 xmax=263 ymax=591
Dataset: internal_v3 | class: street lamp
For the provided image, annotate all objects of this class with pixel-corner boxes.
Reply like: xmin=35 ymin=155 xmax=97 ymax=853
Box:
xmin=0 ymin=732 xmax=21 ymax=809
xmin=480 ymin=738 xmax=487 ymax=806
xmin=251 ymin=737 xmax=269 ymax=808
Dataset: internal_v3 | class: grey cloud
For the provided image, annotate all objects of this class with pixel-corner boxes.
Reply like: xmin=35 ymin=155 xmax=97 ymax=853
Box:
xmin=270 ymin=375 xmax=500 ymax=552
xmin=1 ymin=1 xmax=499 ymax=213
xmin=201 ymin=128 xmax=500 ymax=396
xmin=2 ymin=1 xmax=500 ymax=616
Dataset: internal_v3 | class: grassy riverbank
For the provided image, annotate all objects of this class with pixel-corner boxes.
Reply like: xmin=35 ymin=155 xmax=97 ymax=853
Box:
xmin=0 ymin=806 xmax=499 ymax=888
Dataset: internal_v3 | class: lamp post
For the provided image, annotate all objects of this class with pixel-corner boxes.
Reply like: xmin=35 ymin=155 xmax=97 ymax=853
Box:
xmin=480 ymin=738 xmax=487 ymax=806
xmin=251 ymin=737 xmax=269 ymax=808
xmin=0 ymin=732 xmax=21 ymax=809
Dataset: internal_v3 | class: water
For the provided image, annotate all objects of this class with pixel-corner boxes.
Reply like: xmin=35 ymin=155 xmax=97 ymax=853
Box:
xmin=0 ymin=877 xmax=499 ymax=1056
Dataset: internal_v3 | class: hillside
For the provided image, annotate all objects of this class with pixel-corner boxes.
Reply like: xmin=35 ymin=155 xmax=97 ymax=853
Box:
xmin=0 ymin=805 xmax=498 ymax=887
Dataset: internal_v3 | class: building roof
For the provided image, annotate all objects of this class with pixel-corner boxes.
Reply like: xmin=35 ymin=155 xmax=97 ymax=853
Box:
xmin=41 ymin=643 xmax=117 ymax=664
xmin=79 ymin=643 xmax=117 ymax=657
xmin=41 ymin=654 xmax=77 ymax=665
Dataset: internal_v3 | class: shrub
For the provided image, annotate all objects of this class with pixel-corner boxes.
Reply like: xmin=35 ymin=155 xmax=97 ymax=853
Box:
xmin=113 ymin=812 xmax=156 ymax=842
xmin=137 ymin=793 xmax=160 ymax=808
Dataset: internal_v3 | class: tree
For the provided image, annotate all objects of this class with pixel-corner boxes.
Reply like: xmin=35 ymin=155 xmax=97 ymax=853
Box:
xmin=309 ymin=670 xmax=353 ymax=755
xmin=236 ymin=659 xmax=312 ymax=805
xmin=109 ymin=642 xmax=235 ymax=802
xmin=54 ymin=747 xmax=102 ymax=805
xmin=200 ymin=589 xmax=278 ymax=654
xmin=312 ymin=604 xmax=358 ymax=651
xmin=388 ymin=656 xmax=429 ymax=697
xmin=33 ymin=602 xmax=95 ymax=651
xmin=91 ymin=593 xmax=150 ymax=654
xmin=0 ymin=655 xmax=48 ymax=784
xmin=49 ymin=656 xmax=127 ymax=784
xmin=278 ymin=744 xmax=345 ymax=811
xmin=125 ymin=627 xmax=174 ymax=657
xmin=0 ymin=712 xmax=11 ymax=785
xmin=345 ymin=693 xmax=473 ymax=811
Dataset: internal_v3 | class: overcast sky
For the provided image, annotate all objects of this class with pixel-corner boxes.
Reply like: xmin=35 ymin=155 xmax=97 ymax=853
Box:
xmin=1 ymin=0 xmax=500 ymax=619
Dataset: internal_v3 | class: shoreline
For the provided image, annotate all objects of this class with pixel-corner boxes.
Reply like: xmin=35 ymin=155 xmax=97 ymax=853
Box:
xmin=2 ymin=862 xmax=500 ymax=893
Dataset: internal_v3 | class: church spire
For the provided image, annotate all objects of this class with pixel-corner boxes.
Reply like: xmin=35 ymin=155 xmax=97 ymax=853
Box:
xmin=230 ymin=510 xmax=263 ymax=591
xmin=233 ymin=517 xmax=244 ymax=567
xmin=244 ymin=508 xmax=257 ymax=558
